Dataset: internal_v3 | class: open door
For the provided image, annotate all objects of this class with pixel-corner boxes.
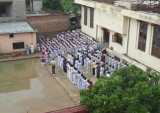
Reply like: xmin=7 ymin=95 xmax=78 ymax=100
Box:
xmin=103 ymin=28 xmax=110 ymax=43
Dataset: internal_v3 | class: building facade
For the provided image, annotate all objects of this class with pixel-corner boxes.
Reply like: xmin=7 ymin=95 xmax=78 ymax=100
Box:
xmin=75 ymin=0 xmax=160 ymax=73
xmin=0 ymin=0 xmax=37 ymax=54
xmin=0 ymin=0 xmax=26 ymax=22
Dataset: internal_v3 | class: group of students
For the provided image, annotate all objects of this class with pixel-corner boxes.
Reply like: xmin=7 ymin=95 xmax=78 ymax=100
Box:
xmin=39 ymin=30 xmax=97 ymax=59
xmin=39 ymin=30 xmax=129 ymax=89
xmin=77 ymin=48 xmax=129 ymax=78
xmin=57 ymin=53 xmax=93 ymax=89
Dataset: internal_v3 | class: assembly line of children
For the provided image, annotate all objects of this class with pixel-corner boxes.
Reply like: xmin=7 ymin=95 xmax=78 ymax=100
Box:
xmin=57 ymin=47 xmax=129 ymax=90
xmin=39 ymin=30 xmax=129 ymax=90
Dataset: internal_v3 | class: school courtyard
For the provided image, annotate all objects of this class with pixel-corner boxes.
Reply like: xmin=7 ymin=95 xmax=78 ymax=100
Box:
xmin=0 ymin=54 xmax=96 ymax=113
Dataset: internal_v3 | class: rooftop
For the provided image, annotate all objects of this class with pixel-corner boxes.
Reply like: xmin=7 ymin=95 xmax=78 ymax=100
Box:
xmin=0 ymin=21 xmax=37 ymax=34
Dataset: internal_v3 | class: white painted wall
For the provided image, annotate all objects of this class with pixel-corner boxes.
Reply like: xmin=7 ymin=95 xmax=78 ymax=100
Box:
xmin=128 ymin=18 xmax=160 ymax=73
xmin=75 ymin=0 xmax=160 ymax=72
xmin=81 ymin=6 xmax=97 ymax=39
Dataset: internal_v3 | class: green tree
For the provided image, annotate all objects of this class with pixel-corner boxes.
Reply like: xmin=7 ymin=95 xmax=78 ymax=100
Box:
xmin=80 ymin=66 xmax=160 ymax=113
xmin=42 ymin=0 xmax=62 ymax=11
xmin=26 ymin=0 xmax=30 ymax=5
xmin=59 ymin=0 xmax=80 ymax=13
xmin=42 ymin=0 xmax=80 ymax=13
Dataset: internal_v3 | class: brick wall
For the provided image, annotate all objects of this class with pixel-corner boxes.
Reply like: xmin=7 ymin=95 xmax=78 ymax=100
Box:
xmin=27 ymin=14 xmax=70 ymax=33
xmin=97 ymin=0 xmax=113 ymax=4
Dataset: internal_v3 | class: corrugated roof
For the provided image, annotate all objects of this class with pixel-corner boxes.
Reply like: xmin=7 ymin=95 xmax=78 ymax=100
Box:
xmin=0 ymin=21 xmax=36 ymax=34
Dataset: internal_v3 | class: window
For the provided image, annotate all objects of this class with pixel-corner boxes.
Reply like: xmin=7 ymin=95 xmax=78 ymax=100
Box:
xmin=151 ymin=25 xmax=160 ymax=58
xmin=0 ymin=6 xmax=6 ymax=14
xmin=13 ymin=42 xmax=24 ymax=49
xmin=9 ymin=34 xmax=14 ymax=38
xmin=138 ymin=21 xmax=148 ymax=51
xmin=84 ymin=6 xmax=87 ymax=25
xmin=90 ymin=8 xmax=94 ymax=28
xmin=112 ymin=33 xmax=122 ymax=45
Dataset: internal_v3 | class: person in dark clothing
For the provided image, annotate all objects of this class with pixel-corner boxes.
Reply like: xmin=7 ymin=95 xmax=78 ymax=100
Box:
xmin=51 ymin=59 xmax=56 ymax=74
xmin=63 ymin=58 xmax=67 ymax=73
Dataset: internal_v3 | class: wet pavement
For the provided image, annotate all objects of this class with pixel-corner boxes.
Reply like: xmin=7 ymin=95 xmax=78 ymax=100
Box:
xmin=0 ymin=54 xmax=97 ymax=113
xmin=0 ymin=58 xmax=76 ymax=113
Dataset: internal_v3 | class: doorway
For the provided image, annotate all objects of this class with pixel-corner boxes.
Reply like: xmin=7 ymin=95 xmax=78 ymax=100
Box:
xmin=103 ymin=28 xmax=110 ymax=43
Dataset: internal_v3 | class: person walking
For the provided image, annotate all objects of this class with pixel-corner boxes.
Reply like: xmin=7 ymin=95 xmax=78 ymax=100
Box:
xmin=51 ymin=59 xmax=56 ymax=74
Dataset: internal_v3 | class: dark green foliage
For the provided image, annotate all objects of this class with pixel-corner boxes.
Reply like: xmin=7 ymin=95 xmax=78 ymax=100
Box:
xmin=26 ymin=0 xmax=30 ymax=5
xmin=80 ymin=66 xmax=160 ymax=113
xmin=42 ymin=0 xmax=80 ymax=13
xmin=42 ymin=0 xmax=63 ymax=11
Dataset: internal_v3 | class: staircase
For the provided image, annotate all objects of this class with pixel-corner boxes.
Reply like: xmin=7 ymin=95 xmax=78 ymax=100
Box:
xmin=97 ymin=42 xmax=109 ymax=50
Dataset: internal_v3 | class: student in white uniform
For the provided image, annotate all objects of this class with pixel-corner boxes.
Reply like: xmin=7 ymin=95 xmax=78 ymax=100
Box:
xmin=108 ymin=56 xmax=112 ymax=65
xmin=117 ymin=60 xmax=122 ymax=69
xmin=69 ymin=65 xmax=74 ymax=81
xmin=82 ymin=77 xmax=87 ymax=89
xmin=110 ymin=66 xmax=115 ymax=74
xmin=108 ymin=65 xmax=112 ymax=73
xmin=100 ymin=65 xmax=105 ymax=76
xmin=75 ymin=59 xmax=79 ymax=68
xmin=60 ymin=56 xmax=64 ymax=70
xmin=79 ymin=75 xmax=83 ymax=89
xmin=94 ymin=63 xmax=98 ymax=78
xmin=114 ymin=59 xmax=118 ymax=69
xmin=111 ymin=57 xmax=115 ymax=67
xmin=121 ymin=62 xmax=126 ymax=68
xmin=77 ymin=61 xmax=82 ymax=73
xmin=87 ymin=58 xmax=92 ymax=70
xmin=76 ymin=72 xmax=81 ymax=88
xmin=58 ymin=54 xmax=61 ymax=66
xmin=73 ymin=68 xmax=78 ymax=84
xmin=86 ymin=80 xmax=90 ymax=89
xmin=66 ymin=62 xmax=70 ymax=78
xmin=106 ymin=72 xmax=111 ymax=78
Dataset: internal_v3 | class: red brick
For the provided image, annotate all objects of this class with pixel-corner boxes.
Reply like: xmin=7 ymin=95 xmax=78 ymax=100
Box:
xmin=97 ymin=0 xmax=113 ymax=4
xmin=27 ymin=15 xmax=70 ymax=33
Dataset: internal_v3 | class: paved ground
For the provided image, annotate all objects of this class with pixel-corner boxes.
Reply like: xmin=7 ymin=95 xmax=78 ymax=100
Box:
xmin=45 ymin=56 xmax=97 ymax=105
xmin=0 ymin=54 xmax=97 ymax=113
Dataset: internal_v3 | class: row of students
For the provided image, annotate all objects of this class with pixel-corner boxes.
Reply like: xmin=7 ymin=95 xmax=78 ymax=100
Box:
xmin=57 ymin=54 xmax=93 ymax=89
xmin=39 ymin=30 xmax=97 ymax=59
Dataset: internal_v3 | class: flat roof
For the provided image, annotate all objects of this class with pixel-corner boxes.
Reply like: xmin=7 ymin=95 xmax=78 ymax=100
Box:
xmin=0 ymin=21 xmax=37 ymax=34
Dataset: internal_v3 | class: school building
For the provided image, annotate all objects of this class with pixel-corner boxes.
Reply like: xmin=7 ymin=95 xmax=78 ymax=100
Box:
xmin=0 ymin=0 xmax=37 ymax=54
xmin=75 ymin=0 xmax=160 ymax=73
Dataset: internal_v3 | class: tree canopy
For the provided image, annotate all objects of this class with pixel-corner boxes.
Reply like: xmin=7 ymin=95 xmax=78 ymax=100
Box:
xmin=80 ymin=66 xmax=160 ymax=113
xmin=42 ymin=0 xmax=80 ymax=13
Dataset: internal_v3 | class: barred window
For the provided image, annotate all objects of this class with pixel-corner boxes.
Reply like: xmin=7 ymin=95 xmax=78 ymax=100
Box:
xmin=84 ymin=6 xmax=87 ymax=25
xmin=112 ymin=34 xmax=122 ymax=45
xmin=151 ymin=25 xmax=160 ymax=58
xmin=138 ymin=21 xmax=148 ymax=51
xmin=13 ymin=42 xmax=24 ymax=49
xmin=90 ymin=8 xmax=94 ymax=28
